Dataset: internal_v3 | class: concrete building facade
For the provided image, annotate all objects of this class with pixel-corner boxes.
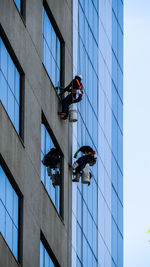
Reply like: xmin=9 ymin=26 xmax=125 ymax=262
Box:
xmin=0 ymin=0 xmax=73 ymax=266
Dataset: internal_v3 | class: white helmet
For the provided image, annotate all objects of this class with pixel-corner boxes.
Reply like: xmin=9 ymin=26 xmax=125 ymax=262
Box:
xmin=75 ymin=74 xmax=83 ymax=80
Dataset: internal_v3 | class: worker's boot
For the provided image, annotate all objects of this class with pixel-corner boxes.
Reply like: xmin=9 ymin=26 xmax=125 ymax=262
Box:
xmin=72 ymin=173 xmax=80 ymax=182
xmin=58 ymin=112 xmax=67 ymax=116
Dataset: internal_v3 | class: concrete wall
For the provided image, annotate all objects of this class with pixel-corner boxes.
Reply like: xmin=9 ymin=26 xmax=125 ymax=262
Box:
xmin=0 ymin=0 xmax=72 ymax=266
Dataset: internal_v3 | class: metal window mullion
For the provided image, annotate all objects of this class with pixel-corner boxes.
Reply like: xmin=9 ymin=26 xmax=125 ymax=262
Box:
xmin=12 ymin=190 xmax=14 ymax=252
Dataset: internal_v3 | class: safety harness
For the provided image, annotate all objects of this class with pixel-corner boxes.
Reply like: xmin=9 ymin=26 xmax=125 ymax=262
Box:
xmin=73 ymin=79 xmax=83 ymax=99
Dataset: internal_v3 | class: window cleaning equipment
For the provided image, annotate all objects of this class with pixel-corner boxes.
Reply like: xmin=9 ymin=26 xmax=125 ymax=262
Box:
xmin=81 ymin=164 xmax=91 ymax=185
xmin=69 ymin=106 xmax=78 ymax=122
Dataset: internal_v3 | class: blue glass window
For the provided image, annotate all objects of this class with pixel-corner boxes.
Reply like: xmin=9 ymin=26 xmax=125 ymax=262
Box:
xmin=0 ymin=165 xmax=19 ymax=260
xmin=77 ymin=224 xmax=82 ymax=260
xmin=112 ymin=12 xmax=118 ymax=57
xmin=112 ymin=155 xmax=118 ymax=192
xmin=112 ymin=187 xmax=118 ymax=224
xmin=40 ymin=241 xmax=55 ymax=267
xmin=118 ymin=65 xmax=123 ymax=102
xmin=118 ymin=199 xmax=123 ymax=235
xmin=118 ymin=168 xmax=123 ymax=204
xmin=118 ymin=127 xmax=123 ymax=172
xmin=112 ymin=115 xmax=118 ymax=160
xmin=112 ymin=219 xmax=118 ymax=265
xmin=118 ymin=231 xmax=123 ymax=267
xmin=42 ymin=7 xmax=61 ymax=88
xmin=112 ymin=83 xmax=118 ymax=120
xmin=112 ymin=52 xmax=118 ymax=88
xmin=118 ymin=26 xmax=123 ymax=69
xmin=118 ymin=0 xmax=123 ymax=31
xmin=118 ymin=95 xmax=123 ymax=133
xmin=112 ymin=0 xmax=118 ymax=17
xmin=0 ymin=38 xmax=20 ymax=134
xmin=14 ymin=0 xmax=21 ymax=12
xmin=41 ymin=123 xmax=61 ymax=213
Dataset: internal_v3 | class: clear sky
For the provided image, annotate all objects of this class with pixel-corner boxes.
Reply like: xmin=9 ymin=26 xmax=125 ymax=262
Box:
xmin=124 ymin=0 xmax=150 ymax=266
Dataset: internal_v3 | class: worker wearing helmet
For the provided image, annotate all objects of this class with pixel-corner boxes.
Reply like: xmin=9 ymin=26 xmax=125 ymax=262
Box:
xmin=42 ymin=148 xmax=61 ymax=169
xmin=58 ymin=75 xmax=83 ymax=119
xmin=72 ymin=146 xmax=97 ymax=182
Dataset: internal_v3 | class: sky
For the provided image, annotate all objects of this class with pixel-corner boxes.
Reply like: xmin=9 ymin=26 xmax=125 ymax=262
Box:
xmin=124 ymin=0 xmax=150 ymax=266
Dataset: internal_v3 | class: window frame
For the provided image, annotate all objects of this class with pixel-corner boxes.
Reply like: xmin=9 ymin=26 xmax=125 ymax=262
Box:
xmin=41 ymin=113 xmax=64 ymax=219
xmin=0 ymin=26 xmax=25 ymax=142
xmin=42 ymin=0 xmax=65 ymax=92
xmin=0 ymin=154 xmax=23 ymax=264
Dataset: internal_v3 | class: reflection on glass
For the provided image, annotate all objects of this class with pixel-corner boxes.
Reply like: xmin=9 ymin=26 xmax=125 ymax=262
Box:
xmin=42 ymin=7 xmax=61 ymax=88
xmin=40 ymin=241 xmax=55 ymax=267
xmin=0 ymin=38 xmax=20 ymax=134
xmin=0 ymin=165 xmax=19 ymax=259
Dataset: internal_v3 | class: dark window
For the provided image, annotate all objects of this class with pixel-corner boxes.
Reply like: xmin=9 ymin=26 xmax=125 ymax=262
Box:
xmin=41 ymin=119 xmax=63 ymax=215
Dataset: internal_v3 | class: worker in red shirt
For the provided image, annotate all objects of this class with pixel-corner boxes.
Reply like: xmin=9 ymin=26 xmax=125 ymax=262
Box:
xmin=58 ymin=74 xmax=83 ymax=119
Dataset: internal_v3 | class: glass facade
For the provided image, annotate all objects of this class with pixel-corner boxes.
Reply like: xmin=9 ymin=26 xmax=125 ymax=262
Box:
xmin=40 ymin=241 xmax=55 ymax=267
xmin=112 ymin=0 xmax=123 ymax=266
xmin=42 ymin=7 xmax=61 ymax=88
xmin=41 ymin=123 xmax=61 ymax=213
xmin=14 ymin=0 xmax=21 ymax=12
xmin=0 ymin=165 xmax=19 ymax=260
xmin=0 ymin=38 xmax=20 ymax=134
xmin=72 ymin=0 xmax=123 ymax=267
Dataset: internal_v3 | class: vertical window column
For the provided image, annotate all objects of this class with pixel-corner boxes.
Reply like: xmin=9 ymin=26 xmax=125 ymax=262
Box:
xmin=0 ymin=38 xmax=21 ymax=135
xmin=42 ymin=7 xmax=61 ymax=88
xmin=0 ymin=165 xmax=19 ymax=260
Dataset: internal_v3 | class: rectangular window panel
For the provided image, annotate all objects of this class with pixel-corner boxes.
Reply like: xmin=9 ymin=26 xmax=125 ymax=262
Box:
xmin=42 ymin=7 xmax=61 ymax=88
xmin=0 ymin=165 xmax=19 ymax=260
xmin=0 ymin=38 xmax=21 ymax=135
xmin=41 ymin=123 xmax=62 ymax=214
xmin=40 ymin=241 xmax=56 ymax=267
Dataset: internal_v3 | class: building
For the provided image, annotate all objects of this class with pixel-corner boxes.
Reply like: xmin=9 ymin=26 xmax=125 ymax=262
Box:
xmin=72 ymin=0 xmax=123 ymax=267
xmin=0 ymin=0 xmax=72 ymax=266
xmin=0 ymin=0 xmax=123 ymax=267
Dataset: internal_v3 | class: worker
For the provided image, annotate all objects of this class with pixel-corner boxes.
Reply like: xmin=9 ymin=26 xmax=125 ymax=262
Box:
xmin=42 ymin=148 xmax=61 ymax=169
xmin=72 ymin=146 xmax=97 ymax=182
xmin=58 ymin=74 xmax=83 ymax=119
xmin=42 ymin=148 xmax=61 ymax=186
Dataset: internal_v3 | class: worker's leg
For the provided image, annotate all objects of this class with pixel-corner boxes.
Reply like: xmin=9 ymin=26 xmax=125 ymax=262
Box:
xmin=61 ymin=93 xmax=73 ymax=114
xmin=73 ymin=156 xmax=88 ymax=174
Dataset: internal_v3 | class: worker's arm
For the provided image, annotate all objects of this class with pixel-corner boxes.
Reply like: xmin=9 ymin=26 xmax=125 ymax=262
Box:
xmin=74 ymin=148 xmax=81 ymax=158
xmin=64 ymin=81 xmax=73 ymax=92
xmin=58 ymin=81 xmax=73 ymax=96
